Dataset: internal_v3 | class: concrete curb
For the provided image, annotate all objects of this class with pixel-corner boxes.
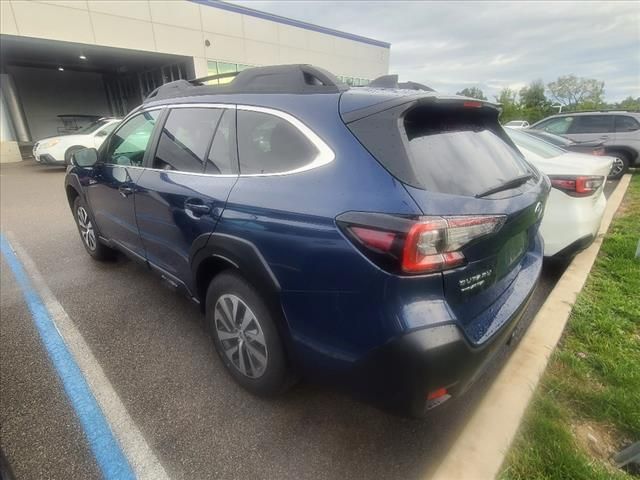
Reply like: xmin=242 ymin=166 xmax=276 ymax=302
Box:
xmin=428 ymin=174 xmax=633 ymax=480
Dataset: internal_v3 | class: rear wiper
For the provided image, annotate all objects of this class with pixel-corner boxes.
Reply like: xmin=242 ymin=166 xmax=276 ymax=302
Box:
xmin=475 ymin=173 xmax=534 ymax=198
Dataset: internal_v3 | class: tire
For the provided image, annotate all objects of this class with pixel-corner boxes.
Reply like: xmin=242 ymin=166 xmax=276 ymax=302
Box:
xmin=607 ymin=152 xmax=630 ymax=180
xmin=65 ymin=146 xmax=85 ymax=166
xmin=72 ymin=196 xmax=116 ymax=261
xmin=206 ymin=271 xmax=290 ymax=396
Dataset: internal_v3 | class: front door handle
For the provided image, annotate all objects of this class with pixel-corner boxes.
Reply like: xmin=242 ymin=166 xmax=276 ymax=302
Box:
xmin=119 ymin=185 xmax=134 ymax=197
xmin=184 ymin=200 xmax=211 ymax=216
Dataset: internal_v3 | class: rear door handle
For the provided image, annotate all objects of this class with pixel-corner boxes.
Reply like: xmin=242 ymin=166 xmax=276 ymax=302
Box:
xmin=118 ymin=185 xmax=134 ymax=197
xmin=184 ymin=199 xmax=211 ymax=216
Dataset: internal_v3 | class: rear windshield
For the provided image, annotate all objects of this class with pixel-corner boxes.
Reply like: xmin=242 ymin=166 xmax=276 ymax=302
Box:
xmin=506 ymin=128 xmax=565 ymax=159
xmin=348 ymin=103 xmax=531 ymax=197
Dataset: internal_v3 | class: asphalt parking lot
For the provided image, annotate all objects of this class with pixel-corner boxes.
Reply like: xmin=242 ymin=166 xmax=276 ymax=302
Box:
xmin=0 ymin=160 xmax=619 ymax=480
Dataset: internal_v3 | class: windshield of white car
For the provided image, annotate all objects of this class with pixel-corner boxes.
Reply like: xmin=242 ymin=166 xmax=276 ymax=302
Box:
xmin=506 ymin=128 xmax=566 ymax=159
xmin=76 ymin=119 xmax=111 ymax=134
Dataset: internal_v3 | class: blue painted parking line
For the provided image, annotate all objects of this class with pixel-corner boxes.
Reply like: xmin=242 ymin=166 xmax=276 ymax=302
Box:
xmin=1 ymin=234 xmax=135 ymax=480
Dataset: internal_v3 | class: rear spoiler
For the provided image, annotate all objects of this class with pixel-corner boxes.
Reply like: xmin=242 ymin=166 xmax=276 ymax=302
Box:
xmin=341 ymin=94 xmax=501 ymax=124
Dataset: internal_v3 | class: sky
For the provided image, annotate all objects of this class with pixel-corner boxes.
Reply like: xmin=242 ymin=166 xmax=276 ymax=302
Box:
xmin=232 ymin=1 xmax=640 ymax=103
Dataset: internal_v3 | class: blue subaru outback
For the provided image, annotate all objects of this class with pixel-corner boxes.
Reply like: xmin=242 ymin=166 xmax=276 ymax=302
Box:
xmin=65 ymin=65 xmax=549 ymax=416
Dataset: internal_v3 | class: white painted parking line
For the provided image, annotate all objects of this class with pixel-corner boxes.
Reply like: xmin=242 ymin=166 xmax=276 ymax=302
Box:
xmin=4 ymin=232 xmax=170 ymax=480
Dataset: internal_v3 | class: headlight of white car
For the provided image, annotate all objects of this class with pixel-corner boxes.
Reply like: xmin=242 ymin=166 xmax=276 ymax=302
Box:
xmin=44 ymin=139 xmax=60 ymax=148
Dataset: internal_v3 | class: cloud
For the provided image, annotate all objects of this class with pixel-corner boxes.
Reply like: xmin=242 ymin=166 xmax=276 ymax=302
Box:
xmin=233 ymin=0 xmax=640 ymax=102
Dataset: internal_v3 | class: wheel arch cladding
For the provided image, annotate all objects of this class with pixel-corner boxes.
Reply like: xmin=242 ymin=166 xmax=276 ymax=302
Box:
xmin=66 ymin=184 xmax=80 ymax=210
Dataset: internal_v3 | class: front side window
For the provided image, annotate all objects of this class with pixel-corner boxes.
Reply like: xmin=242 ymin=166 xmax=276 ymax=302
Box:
xmin=105 ymin=111 xmax=159 ymax=166
xmin=570 ymin=115 xmax=614 ymax=134
xmin=615 ymin=115 xmax=640 ymax=132
xmin=541 ymin=117 xmax=574 ymax=135
xmin=153 ymin=108 xmax=223 ymax=173
xmin=237 ymin=110 xmax=318 ymax=175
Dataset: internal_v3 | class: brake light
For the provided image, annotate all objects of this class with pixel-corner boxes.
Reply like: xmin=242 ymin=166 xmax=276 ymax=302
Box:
xmin=463 ymin=101 xmax=482 ymax=108
xmin=548 ymin=175 xmax=604 ymax=197
xmin=338 ymin=213 xmax=505 ymax=275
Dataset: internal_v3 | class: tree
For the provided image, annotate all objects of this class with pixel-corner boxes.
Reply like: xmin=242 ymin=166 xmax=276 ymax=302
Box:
xmin=516 ymin=80 xmax=553 ymax=123
xmin=519 ymin=80 xmax=548 ymax=109
xmin=456 ymin=87 xmax=487 ymax=100
xmin=547 ymin=75 xmax=605 ymax=110
xmin=616 ymin=96 xmax=640 ymax=111
xmin=494 ymin=88 xmax=520 ymax=123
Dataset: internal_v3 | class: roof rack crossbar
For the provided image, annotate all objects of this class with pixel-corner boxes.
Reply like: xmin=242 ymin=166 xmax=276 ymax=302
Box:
xmin=189 ymin=71 xmax=240 ymax=85
xmin=143 ymin=64 xmax=349 ymax=103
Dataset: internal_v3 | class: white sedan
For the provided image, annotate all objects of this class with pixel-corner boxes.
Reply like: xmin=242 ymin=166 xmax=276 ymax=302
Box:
xmin=33 ymin=118 xmax=120 ymax=165
xmin=506 ymin=128 xmax=613 ymax=258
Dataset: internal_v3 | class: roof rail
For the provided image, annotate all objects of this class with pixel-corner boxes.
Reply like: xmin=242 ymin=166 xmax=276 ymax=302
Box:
xmin=368 ymin=74 xmax=435 ymax=92
xmin=554 ymin=109 xmax=639 ymax=114
xmin=143 ymin=64 xmax=349 ymax=103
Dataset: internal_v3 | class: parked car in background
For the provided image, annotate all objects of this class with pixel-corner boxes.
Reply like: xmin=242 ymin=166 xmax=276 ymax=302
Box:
xmin=530 ymin=111 xmax=640 ymax=177
xmin=33 ymin=118 xmax=121 ymax=166
xmin=524 ymin=129 xmax=620 ymax=178
xmin=504 ymin=120 xmax=530 ymax=129
xmin=65 ymin=64 xmax=549 ymax=417
xmin=506 ymin=128 xmax=611 ymax=258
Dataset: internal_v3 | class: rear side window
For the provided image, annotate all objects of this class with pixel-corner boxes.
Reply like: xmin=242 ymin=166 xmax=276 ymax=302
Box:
xmin=615 ymin=115 xmax=640 ymax=132
xmin=237 ymin=110 xmax=318 ymax=174
xmin=153 ymin=108 xmax=222 ymax=173
xmin=348 ymin=104 xmax=531 ymax=197
xmin=569 ymin=115 xmax=614 ymax=134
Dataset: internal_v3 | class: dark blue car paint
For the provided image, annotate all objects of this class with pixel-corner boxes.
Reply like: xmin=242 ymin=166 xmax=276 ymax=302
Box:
xmin=65 ymin=87 xmax=547 ymax=410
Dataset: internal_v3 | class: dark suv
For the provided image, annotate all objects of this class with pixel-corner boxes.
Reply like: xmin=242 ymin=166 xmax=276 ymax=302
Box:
xmin=531 ymin=111 xmax=640 ymax=178
xmin=65 ymin=65 xmax=549 ymax=416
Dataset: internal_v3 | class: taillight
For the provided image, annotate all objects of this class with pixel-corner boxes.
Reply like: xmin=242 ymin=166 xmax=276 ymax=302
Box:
xmin=548 ymin=175 xmax=604 ymax=197
xmin=337 ymin=213 xmax=505 ymax=275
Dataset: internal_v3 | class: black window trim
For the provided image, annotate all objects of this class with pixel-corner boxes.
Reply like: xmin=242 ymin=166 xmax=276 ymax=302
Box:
xmin=116 ymin=103 xmax=334 ymax=177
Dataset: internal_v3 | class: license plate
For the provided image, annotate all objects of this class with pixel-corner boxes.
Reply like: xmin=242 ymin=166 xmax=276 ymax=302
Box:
xmin=496 ymin=232 xmax=527 ymax=277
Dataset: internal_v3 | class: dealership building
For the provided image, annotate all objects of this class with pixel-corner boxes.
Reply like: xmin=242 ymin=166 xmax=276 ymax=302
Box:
xmin=0 ymin=0 xmax=390 ymax=162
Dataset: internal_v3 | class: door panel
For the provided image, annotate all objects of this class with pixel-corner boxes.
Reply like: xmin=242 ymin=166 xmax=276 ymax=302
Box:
xmin=86 ymin=111 xmax=160 ymax=258
xmin=134 ymin=107 xmax=238 ymax=287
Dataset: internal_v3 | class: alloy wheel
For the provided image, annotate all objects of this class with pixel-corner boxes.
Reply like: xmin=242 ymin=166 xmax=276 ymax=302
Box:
xmin=77 ymin=206 xmax=96 ymax=251
xmin=214 ymin=294 xmax=268 ymax=378
xmin=610 ymin=157 xmax=624 ymax=177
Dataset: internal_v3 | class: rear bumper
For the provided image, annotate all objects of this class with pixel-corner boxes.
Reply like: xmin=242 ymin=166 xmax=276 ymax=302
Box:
xmin=352 ymin=286 xmax=535 ymax=416
xmin=350 ymin=242 xmax=542 ymax=417
xmin=540 ymin=189 xmax=606 ymax=257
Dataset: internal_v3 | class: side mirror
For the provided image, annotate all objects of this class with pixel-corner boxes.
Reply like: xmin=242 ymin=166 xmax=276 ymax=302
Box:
xmin=71 ymin=148 xmax=98 ymax=168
